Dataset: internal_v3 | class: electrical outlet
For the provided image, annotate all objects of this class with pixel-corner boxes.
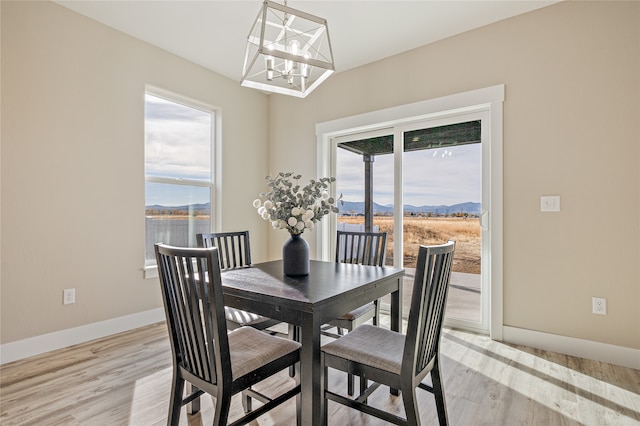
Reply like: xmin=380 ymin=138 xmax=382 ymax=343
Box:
xmin=541 ymin=195 xmax=561 ymax=212
xmin=592 ymin=297 xmax=606 ymax=315
xmin=63 ymin=288 xmax=76 ymax=305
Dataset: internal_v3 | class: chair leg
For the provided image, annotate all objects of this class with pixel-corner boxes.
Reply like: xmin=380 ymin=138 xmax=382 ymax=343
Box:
xmin=289 ymin=325 xmax=298 ymax=377
xmin=402 ymin=387 xmax=421 ymax=426
xmin=360 ymin=375 xmax=368 ymax=401
xmin=432 ymin=360 xmax=449 ymax=426
xmin=322 ymin=354 xmax=329 ymax=426
xmin=167 ymin=376 xmax=185 ymax=426
xmin=341 ymin=324 xmax=351 ymax=395
xmin=242 ymin=388 xmax=252 ymax=413
xmin=186 ymin=383 xmax=200 ymax=414
xmin=373 ymin=299 xmax=380 ymax=326
xmin=213 ymin=392 xmax=232 ymax=426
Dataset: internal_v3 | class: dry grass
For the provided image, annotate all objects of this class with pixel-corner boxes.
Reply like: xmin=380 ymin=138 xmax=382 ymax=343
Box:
xmin=339 ymin=216 xmax=481 ymax=274
xmin=147 ymin=214 xmax=481 ymax=274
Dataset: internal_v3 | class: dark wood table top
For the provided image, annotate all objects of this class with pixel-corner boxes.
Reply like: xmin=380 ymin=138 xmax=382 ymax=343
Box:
xmin=221 ymin=259 xmax=404 ymax=318
xmin=220 ymin=259 xmax=405 ymax=426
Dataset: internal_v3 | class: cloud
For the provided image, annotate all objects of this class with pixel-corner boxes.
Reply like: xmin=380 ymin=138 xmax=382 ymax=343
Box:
xmin=144 ymin=94 xmax=212 ymax=180
xmin=336 ymin=143 xmax=481 ymax=206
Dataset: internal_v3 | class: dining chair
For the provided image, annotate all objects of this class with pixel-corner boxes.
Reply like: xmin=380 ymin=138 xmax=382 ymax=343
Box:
xmin=198 ymin=231 xmax=296 ymax=381
xmin=155 ymin=243 xmax=301 ymax=426
xmin=321 ymin=241 xmax=455 ymax=425
xmin=322 ymin=230 xmax=387 ymax=395
xmin=197 ymin=231 xmax=282 ymax=333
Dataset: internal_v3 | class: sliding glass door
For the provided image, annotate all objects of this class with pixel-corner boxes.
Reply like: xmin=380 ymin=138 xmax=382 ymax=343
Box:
xmin=333 ymin=111 xmax=490 ymax=333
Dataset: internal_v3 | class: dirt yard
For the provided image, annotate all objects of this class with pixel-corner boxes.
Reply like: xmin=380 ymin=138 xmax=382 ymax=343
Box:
xmin=339 ymin=216 xmax=481 ymax=274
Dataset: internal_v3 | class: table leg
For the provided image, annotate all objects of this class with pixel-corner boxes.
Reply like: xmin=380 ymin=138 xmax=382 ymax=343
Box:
xmin=298 ymin=313 xmax=323 ymax=426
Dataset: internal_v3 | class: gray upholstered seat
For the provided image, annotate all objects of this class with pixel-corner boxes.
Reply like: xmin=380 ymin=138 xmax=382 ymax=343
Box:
xmin=322 ymin=324 xmax=404 ymax=375
xmin=228 ymin=326 xmax=300 ymax=380
xmin=333 ymin=302 xmax=376 ymax=321
xmin=321 ymin=241 xmax=456 ymax=426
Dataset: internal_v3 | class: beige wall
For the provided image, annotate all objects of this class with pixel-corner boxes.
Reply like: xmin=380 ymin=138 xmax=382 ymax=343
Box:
xmin=1 ymin=0 xmax=638 ymax=356
xmin=0 ymin=1 xmax=270 ymax=344
xmin=268 ymin=1 xmax=640 ymax=349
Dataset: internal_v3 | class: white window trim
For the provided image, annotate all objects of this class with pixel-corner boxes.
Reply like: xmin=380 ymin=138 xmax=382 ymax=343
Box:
xmin=143 ymin=86 xmax=222 ymax=279
xmin=316 ymin=84 xmax=504 ymax=340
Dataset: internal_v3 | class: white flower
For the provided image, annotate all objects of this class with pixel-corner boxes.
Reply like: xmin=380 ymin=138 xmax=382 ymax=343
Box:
xmin=254 ymin=172 xmax=340 ymax=236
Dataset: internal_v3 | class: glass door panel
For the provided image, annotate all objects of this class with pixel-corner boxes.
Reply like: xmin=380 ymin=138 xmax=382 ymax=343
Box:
xmin=335 ymin=133 xmax=395 ymax=267
xmin=333 ymin=115 xmax=488 ymax=333
xmin=402 ymin=138 xmax=482 ymax=323
xmin=399 ymin=117 xmax=486 ymax=331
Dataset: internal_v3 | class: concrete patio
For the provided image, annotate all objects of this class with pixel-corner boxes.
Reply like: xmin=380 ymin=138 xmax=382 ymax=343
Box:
xmin=380 ymin=269 xmax=481 ymax=323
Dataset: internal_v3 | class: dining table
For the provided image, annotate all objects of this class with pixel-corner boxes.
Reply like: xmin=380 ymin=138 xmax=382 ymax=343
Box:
xmin=221 ymin=259 xmax=405 ymax=426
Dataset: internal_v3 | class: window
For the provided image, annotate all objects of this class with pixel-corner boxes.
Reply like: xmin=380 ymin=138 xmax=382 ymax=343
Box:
xmin=144 ymin=90 xmax=215 ymax=275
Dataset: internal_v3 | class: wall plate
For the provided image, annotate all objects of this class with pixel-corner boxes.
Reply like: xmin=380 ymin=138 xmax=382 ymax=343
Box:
xmin=541 ymin=195 xmax=561 ymax=212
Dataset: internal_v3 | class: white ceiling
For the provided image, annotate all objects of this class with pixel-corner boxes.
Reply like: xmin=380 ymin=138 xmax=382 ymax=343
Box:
xmin=55 ymin=0 xmax=559 ymax=83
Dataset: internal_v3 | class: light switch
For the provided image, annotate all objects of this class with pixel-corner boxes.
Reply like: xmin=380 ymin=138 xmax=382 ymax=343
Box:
xmin=541 ymin=195 xmax=560 ymax=212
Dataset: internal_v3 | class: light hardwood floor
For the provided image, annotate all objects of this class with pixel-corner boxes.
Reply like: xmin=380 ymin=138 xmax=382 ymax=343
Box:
xmin=1 ymin=321 xmax=639 ymax=425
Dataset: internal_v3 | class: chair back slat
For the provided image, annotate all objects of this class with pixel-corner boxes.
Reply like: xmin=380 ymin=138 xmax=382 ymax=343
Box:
xmin=403 ymin=241 xmax=455 ymax=378
xmin=336 ymin=230 xmax=387 ymax=267
xmin=155 ymin=244 xmax=231 ymax=387
xmin=197 ymin=231 xmax=252 ymax=270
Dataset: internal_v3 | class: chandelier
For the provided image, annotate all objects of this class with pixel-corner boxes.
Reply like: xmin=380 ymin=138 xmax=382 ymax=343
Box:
xmin=241 ymin=0 xmax=335 ymax=98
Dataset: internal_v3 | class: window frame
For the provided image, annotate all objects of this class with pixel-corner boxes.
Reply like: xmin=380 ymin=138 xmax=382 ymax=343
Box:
xmin=143 ymin=86 xmax=220 ymax=278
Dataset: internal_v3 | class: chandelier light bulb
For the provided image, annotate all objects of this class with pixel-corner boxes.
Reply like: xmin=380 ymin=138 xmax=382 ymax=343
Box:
xmin=289 ymin=39 xmax=300 ymax=55
xmin=301 ymin=52 xmax=311 ymax=78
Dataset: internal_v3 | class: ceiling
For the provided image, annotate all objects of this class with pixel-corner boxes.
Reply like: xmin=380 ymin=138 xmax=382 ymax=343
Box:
xmin=54 ymin=0 xmax=559 ymax=84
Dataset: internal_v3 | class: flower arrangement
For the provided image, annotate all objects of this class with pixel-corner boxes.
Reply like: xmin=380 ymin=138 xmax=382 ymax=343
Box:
xmin=253 ymin=172 xmax=341 ymax=236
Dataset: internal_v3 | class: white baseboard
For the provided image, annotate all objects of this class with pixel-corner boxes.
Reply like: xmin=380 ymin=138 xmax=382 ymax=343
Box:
xmin=0 ymin=308 xmax=166 ymax=365
xmin=502 ymin=326 xmax=640 ymax=370
xmin=3 ymin=315 xmax=637 ymax=370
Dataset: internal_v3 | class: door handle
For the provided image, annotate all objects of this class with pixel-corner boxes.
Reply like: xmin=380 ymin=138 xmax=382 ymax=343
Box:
xmin=480 ymin=210 xmax=489 ymax=230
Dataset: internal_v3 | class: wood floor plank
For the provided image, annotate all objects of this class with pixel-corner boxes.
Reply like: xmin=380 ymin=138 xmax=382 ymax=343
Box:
xmin=1 ymin=322 xmax=639 ymax=425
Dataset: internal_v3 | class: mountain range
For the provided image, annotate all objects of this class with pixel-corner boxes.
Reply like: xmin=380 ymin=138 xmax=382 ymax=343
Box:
xmin=145 ymin=203 xmax=211 ymax=213
xmin=338 ymin=201 xmax=481 ymax=216
xmin=145 ymin=201 xmax=481 ymax=216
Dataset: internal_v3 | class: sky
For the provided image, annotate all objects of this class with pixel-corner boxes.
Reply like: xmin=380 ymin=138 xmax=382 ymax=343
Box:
xmin=144 ymin=93 xmax=481 ymax=208
xmin=144 ymin=94 xmax=213 ymax=207
xmin=336 ymin=142 xmax=481 ymax=207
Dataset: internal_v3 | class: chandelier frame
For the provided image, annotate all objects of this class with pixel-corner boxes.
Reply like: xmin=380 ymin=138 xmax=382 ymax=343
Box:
xmin=241 ymin=0 xmax=335 ymax=98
